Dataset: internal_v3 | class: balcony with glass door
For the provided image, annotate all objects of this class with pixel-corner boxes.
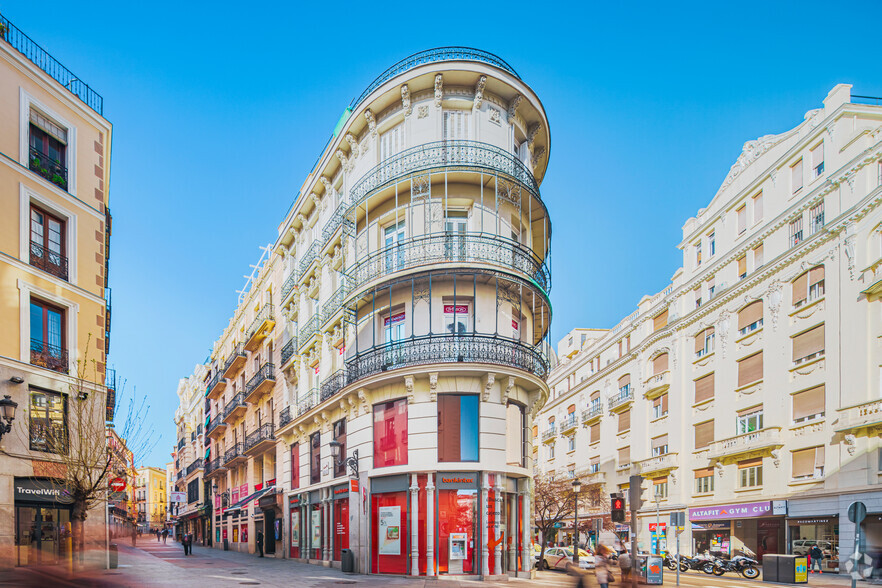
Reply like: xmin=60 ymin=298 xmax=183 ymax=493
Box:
xmin=222 ymin=343 xmax=246 ymax=379
xmin=243 ymin=362 xmax=275 ymax=403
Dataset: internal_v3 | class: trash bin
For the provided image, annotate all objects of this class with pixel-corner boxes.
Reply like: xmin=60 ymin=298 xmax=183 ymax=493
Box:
xmin=763 ymin=554 xmax=806 ymax=584
xmin=635 ymin=554 xmax=664 ymax=585
xmin=341 ymin=548 xmax=354 ymax=573
xmin=109 ymin=543 xmax=118 ymax=569
xmin=763 ymin=554 xmax=779 ymax=582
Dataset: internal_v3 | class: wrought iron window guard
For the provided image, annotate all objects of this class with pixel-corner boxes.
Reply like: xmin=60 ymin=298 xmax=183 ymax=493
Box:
xmin=29 ymin=338 xmax=68 ymax=374
xmin=29 ymin=240 xmax=69 ymax=281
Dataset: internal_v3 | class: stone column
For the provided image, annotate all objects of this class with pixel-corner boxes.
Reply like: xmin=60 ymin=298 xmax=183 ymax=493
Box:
xmin=520 ymin=485 xmax=531 ymax=573
xmin=426 ymin=474 xmax=435 ymax=576
xmin=329 ymin=491 xmax=335 ymax=562
xmin=494 ymin=476 xmax=504 ymax=575
xmin=508 ymin=493 xmax=517 ymax=572
xmin=481 ymin=472 xmax=490 ymax=576
xmin=322 ymin=490 xmax=330 ymax=561
xmin=410 ymin=474 xmax=420 ymax=576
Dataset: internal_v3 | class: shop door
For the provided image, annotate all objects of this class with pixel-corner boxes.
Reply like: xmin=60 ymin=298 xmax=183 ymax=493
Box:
xmin=15 ymin=506 xmax=70 ymax=566
xmin=437 ymin=489 xmax=477 ymax=575
xmin=334 ymin=499 xmax=349 ymax=561
xmin=265 ymin=511 xmax=276 ymax=554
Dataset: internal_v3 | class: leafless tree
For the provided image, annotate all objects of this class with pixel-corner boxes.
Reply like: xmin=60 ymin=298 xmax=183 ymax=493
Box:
xmin=533 ymin=473 xmax=582 ymax=568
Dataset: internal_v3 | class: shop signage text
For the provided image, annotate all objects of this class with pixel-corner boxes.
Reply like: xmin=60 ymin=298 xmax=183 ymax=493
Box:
xmin=443 ymin=305 xmax=469 ymax=314
xmin=14 ymin=478 xmax=74 ymax=504
xmin=689 ymin=501 xmax=772 ymax=521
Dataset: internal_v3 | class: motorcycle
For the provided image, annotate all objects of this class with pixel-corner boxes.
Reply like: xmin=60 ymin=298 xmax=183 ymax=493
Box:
xmin=663 ymin=552 xmax=681 ymax=571
xmin=679 ymin=552 xmax=715 ymax=573
xmin=712 ymin=555 xmax=760 ymax=578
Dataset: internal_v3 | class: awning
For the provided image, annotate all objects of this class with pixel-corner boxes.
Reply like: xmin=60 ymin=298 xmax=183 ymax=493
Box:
xmin=223 ymin=485 xmax=275 ymax=516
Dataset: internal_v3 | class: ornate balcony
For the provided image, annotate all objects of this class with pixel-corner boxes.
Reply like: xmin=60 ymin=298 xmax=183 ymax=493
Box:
xmin=244 ymin=423 xmax=275 ymax=456
xmin=643 ymin=371 xmax=670 ymax=399
xmin=29 ymin=146 xmax=68 ymax=191
xmin=222 ymin=343 xmax=246 ymax=379
xmin=29 ymin=241 xmax=68 ymax=281
xmin=185 ymin=458 xmax=204 ymax=478
xmin=281 ymin=272 xmax=298 ymax=306
xmin=346 ymin=334 xmax=549 ymax=385
xmin=29 ymin=339 xmax=69 ymax=374
xmin=581 ymin=402 xmax=603 ymax=425
xmin=244 ymin=305 xmax=275 ymax=352
xmin=635 ymin=452 xmax=679 ymax=476
xmin=706 ymin=427 xmax=783 ymax=462
xmin=321 ymin=285 xmax=348 ymax=328
xmin=298 ymin=241 xmax=319 ymax=280
xmin=542 ymin=427 xmax=557 ymax=443
xmin=222 ymin=392 xmax=247 ymax=424
xmin=559 ymin=414 xmax=578 ymax=436
xmin=244 ymin=362 xmax=275 ymax=404
xmin=206 ymin=371 xmax=226 ymax=401
xmin=224 ymin=442 xmax=246 ymax=467
xmin=204 ymin=456 xmax=226 ymax=477
xmin=297 ymin=388 xmax=319 ymax=416
xmin=206 ymin=414 xmax=227 ymax=439
xmin=278 ymin=406 xmax=293 ymax=431
xmin=573 ymin=469 xmax=606 ymax=487
xmin=350 ymin=47 xmax=520 ymax=109
xmin=608 ymin=387 xmax=634 ymax=413
xmin=297 ymin=314 xmax=320 ymax=352
xmin=836 ymin=399 xmax=882 ymax=436
xmin=349 ymin=234 xmax=550 ymax=295
xmin=280 ymin=338 xmax=297 ymax=370
xmin=320 ymin=369 xmax=347 ymax=402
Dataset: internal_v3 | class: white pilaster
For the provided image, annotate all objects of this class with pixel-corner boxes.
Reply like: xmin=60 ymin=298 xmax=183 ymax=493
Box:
xmin=494 ymin=476 xmax=504 ymax=575
xmin=329 ymin=492 xmax=335 ymax=562
xmin=410 ymin=474 xmax=420 ymax=576
xmin=481 ymin=472 xmax=490 ymax=576
xmin=520 ymin=486 xmax=530 ymax=572
xmin=323 ymin=491 xmax=330 ymax=560
xmin=508 ymin=493 xmax=517 ymax=571
xmin=426 ymin=474 xmax=435 ymax=576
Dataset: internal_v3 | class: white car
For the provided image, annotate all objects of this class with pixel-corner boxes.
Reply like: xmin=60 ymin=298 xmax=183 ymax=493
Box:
xmin=540 ymin=547 xmax=596 ymax=570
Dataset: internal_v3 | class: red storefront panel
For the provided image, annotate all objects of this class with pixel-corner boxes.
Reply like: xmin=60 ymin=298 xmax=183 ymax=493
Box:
xmin=371 ymin=491 xmax=407 ymax=574
xmin=289 ymin=506 xmax=301 ymax=559
xmin=373 ymin=399 xmax=408 ymax=467
xmin=333 ymin=498 xmax=349 ymax=561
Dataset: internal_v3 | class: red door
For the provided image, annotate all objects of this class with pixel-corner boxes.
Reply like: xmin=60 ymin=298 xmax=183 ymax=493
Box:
xmin=334 ymin=499 xmax=349 ymax=561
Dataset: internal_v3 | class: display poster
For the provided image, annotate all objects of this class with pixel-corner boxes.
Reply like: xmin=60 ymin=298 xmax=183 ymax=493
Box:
xmin=291 ymin=511 xmax=300 ymax=546
xmin=222 ymin=528 xmax=228 ymax=540
xmin=312 ymin=510 xmax=322 ymax=548
xmin=795 ymin=557 xmax=808 ymax=582
xmin=241 ymin=524 xmax=248 ymax=543
xmin=233 ymin=527 xmax=239 ymax=542
xmin=232 ymin=489 xmax=240 ymax=506
xmin=275 ymin=519 xmax=282 ymax=541
xmin=378 ymin=506 xmax=401 ymax=555
xmin=216 ymin=529 xmax=220 ymax=543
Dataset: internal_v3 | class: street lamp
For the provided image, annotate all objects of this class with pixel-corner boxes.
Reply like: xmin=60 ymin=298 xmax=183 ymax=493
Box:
xmin=572 ymin=478 xmax=582 ymax=564
xmin=0 ymin=395 xmax=18 ymax=442
xmin=328 ymin=440 xmax=359 ymax=477
xmin=653 ymin=488 xmax=662 ymax=555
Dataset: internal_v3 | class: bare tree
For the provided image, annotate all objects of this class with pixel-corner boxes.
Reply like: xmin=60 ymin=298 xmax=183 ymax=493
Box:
xmin=533 ymin=473 xmax=579 ymax=568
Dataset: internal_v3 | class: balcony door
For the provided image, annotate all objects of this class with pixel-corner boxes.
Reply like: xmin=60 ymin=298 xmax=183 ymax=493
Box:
xmin=383 ymin=311 xmax=405 ymax=368
xmin=444 ymin=212 xmax=467 ymax=261
xmin=384 ymin=221 xmax=405 ymax=273
xmin=29 ymin=206 xmax=66 ymax=280
xmin=30 ymin=300 xmax=65 ymax=372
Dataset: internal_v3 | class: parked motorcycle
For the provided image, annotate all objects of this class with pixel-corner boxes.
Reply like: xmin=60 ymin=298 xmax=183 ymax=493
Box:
xmin=663 ymin=552 xmax=681 ymax=571
xmin=678 ymin=552 xmax=715 ymax=573
xmin=712 ymin=555 xmax=760 ymax=578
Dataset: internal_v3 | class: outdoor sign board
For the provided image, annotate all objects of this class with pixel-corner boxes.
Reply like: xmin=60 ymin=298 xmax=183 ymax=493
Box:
xmin=109 ymin=477 xmax=126 ymax=492
xmin=14 ymin=478 xmax=74 ymax=504
xmin=170 ymin=491 xmax=186 ymax=503
xmin=689 ymin=500 xmax=772 ymax=521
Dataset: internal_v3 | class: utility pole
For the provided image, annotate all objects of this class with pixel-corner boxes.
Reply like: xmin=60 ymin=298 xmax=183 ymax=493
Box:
xmin=629 ymin=474 xmax=643 ymax=588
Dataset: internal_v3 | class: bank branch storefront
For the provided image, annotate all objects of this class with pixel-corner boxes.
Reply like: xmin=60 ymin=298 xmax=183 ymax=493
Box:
xmin=689 ymin=500 xmax=786 ymax=559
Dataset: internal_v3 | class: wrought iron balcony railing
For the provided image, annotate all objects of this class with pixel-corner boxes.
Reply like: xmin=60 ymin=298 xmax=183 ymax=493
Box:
xmin=298 ymin=241 xmax=319 ymax=277
xmin=29 ymin=241 xmax=69 ymax=281
xmin=244 ymin=423 xmax=275 ymax=452
xmin=350 ymin=233 xmax=550 ymax=294
xmin=346 ymin=334 xmax=549 ymax=384
xmin=559 ymin=414 xmax=578 ymax=435
xmin=298 ymin=388 xmax=319 ymax=416
xmin=321 ymin=285 xmax=348 ymax=326
xmin=246 ymin=304 xmax=275 ymax=342
xmin=582 ymin=402 xmax=603 ymax=423
xmin=222 ymin=392 xmax=247 ymax=419
xmin=278 ymin=406 xmax=292 ymax=428
xmin=298 ymin=313 xmax=319 ymax=350
xmin=223 ymin=343 xmax=245 ymax=374
xmin=206 ymin=415 xmax=223 ymax=435
xmin=321 ymin=205 xmax=348 ymax=245
xmin=348 ymin=140 xmax=541 ymax=212
xmin=29 ymin=338 xmax=68 ymax=374
xmin=185 ymin=459 xmax=204 ymax=476
xmin=224 ymin=442 xmax=244 ymax=464
xmin=320 ymin=369 xmax=347 ymax=402
xmin=280 ymin=338 xmax=296 ymax=367
xmin=281 ymin=271 xmax=298 ymax=302
xmin=350 ymin=47 xmax=519 ymax=109
xmin=245 ymin=362 xmax=275 ymax=401
xmin=1 ymin=15 xmax=103 ymax=114
xmin=608 ymin=387 xmax=633 ymax=411
xmin=541 ymin=427 xmax=557 ymax=442
xmin=29 ymin=146 xmax=68 ymax=190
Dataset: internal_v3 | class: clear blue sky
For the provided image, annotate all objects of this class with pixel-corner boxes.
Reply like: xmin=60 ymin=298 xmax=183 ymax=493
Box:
xmin=5 ymin=0 xmax=880 ymax=466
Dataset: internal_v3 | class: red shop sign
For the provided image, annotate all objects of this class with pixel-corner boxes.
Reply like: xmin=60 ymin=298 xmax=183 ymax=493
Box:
xmin=350 ymin=479 xmax=359 ymax=493
xmin=443 ymin=305 xmax=469 ymax=314
xmin=384 ymin=312 xmax=405 ymax=326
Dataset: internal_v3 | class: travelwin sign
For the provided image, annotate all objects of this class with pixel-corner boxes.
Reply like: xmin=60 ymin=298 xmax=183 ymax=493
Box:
xmin=14 ymin=477 xmax=74 ymax=504
xmin=689 ymin=501 xmax=772 ymax=521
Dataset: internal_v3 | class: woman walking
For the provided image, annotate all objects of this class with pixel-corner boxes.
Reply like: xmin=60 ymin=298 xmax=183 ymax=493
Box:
xmin=594 ymin=544 xmax=614 ymax=588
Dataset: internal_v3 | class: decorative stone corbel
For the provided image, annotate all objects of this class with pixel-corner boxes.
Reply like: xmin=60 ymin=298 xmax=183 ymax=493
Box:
xmin=364 ymin=109 xmax=377 ymax=136
xmin=482 ymin=373 xmax=495 ymax=402
xmin=346 ymin=394 xmax=356 ymax=417
xmin=844 ymin=223 xmax=857 ymax=280
xmin=715 ymin=461 xmax=724 ymax=477
xmin=401 ymin=84 xmax=412 ymax=117
xmin=717 ymin=311 xmax=730 ymax=358
xmin=767 ymin=281 xmax=783 ymax=331
xmin=345 ymin=133 xmax=359 ymax=158
xmin=434 ymin=74 xmax=443 ymax=108
xmin=310 ymin=192 xmax=321 ymax=211
xmin=527 ymin=122 xmax=542 ymax=147
xmin=531 ymin=146 xmax=545 ymax=167
xmin=320 ymin=410 xmax=331 ymax=433
xmin=507 ymin=95 xmax=522 ymax=124
xmin=335 ymin=149 xmax=350 ymax=172
xmin=357 ymin=389 xmax=369 ymax=415
xmin=297 ymin=213 xmax=307 ymax=228
xmin=320 ymin=176 xmax=332 ymax=195
xmin=428 ymin=372 xmax=438 ymax=401
xmin=473 ymin=75 xmax=486 ymax=110
xmin=771 ymin=449 xmax=781 ymax=468
xmin=844 ymin=434 xmax=856 ymax=455
xmin=770 ymin=168 xmax=779 ymax=186
xmin=404 ymin=375 xmax=415 ymax=404
xmin=502 ymin=376 xmax=515 ymax=405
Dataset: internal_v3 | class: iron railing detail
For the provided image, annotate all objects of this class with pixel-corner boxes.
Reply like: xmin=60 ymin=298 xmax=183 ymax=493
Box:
xmin=223 ymin=392 xmax=246 ymax=419
xmin=350 ymin=47 xmax=519 ymax=109
xmin=245 ymin=423 xmax=275 ymax=452
xmin=298 ymin=241 xmax=319 ymax=277
xmin=346 ymin=334 xmax=548 ymax=383
xmin=280 ymin=338 xmax=296 ymax=367
xmin=320 ymin=370 xmax=347 ymax=402
xmin=29 ymin=338 xmax=68 ymax=374
xmin=321 ymin=285 xmax=348 ymax=326
xmin=348 ymin=140 xmax=542 ymax=212
xmin=321 ymin=206 xmax=347 ymax=245
xmin=278 ymin=406 xmax=292 ymax=428
xmin=206 ymin=371 xmax=224 ymax=395
xmin=205 ymin=456 xmax=225 ymax=476
xmin=206 ymin=415 xmax=223 ymax=434
xmin=29 ymin=241 xmax=69 ymax=281
xmin=246 ymin=305 xmax=274 ymax=340
xmin=223 ymin=343 xmax=245 ymax=373
xmin=351 ymin=233 xmax=549 ymax=293
xmin=246 ymin=362 xmax=275 ymax=396
xmin=298 ymin=314 xmax=319 ymax=350
xmin=298 ymin=388 xmax=319 ymax=416
xmin=224 ymin=442 xmax=244 ymax=464
xmin=0 ymin=14 xmax=104 ymax=114
xmin=281 ymin=271 xmax=298 ymax=302
xmin=29 ymin=146 xmax=68 ymax=190
xmin=185 ymin=459 xmax=204 ymax=476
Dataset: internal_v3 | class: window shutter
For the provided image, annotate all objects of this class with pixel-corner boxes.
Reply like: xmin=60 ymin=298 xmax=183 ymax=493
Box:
xmin=812 ymin=143 xmax=824 ymax=168
xmin=661 ymin=393 xmax=669 ymax=413
xmin=753 ymin=193 xmax=763 ymax=220
xmin=737 ymin=206 xmax=746 ymax=233
xmin=590 ymin=456 xmax=599 ymax=467
xmin=618 ymin=409 xmax=631 ymax=433
xmin=694 ymin=330 xmax=705 ymax=353
xmin=590 ymin=390 xmax=600 ymax=402
xmin=532 ymin=425 xmax=538 ymax=438
xmin=567 ymin=404 xmax=576 ymax=415
xmin=791 ymin=448 xmax=816 ymax=478
xmin=707 ymin=276 xmax=715 ymax=290
xmin=651 ymin=434 xmax=668 ymax=450
xmin=618 ymin=374 xmax=631 ymax=388
xmin=653 ymin=353 xmax=669 ymax=374
xmin=809 ymin=266 xmax=825 ymax=287
xmin=590 ymin=423 xmax=600 ymax=443
xmin=793 ymin=324 xmax=825 ymax=362
xmin=815 ymin=445 xmax=825 ymax=469
xmin=738 ymin=301 xmax=763 ymax=330
xmin=793 ymin=385 xmax=825 ymax=420
xmin=754 ymin=243 xmax=764 ymax=266
xmin=738 ymin=352 xmax=763 ymax=387
xmin=653 ymin=310 xmax=668 ymax=331
xmin=737 ymin=256 xmax=747 ymax=276
xmin=738 ymin=457 xmax=763 ymax=469
xmin=653 ymin=395 xmax=662 ymax=409
xmin=737 ymin=405 xmax=762 ymax=418
xmin=694 ymin=467 xmax=714 ymax=479
xmin=694 ymin=420 xmax=714 ymax=449
xmin=618 ymin=446 xmax=630 ymax=465
xmin=792 ymin=159 xmax=804 ymax=192
xmin=695 ymin=373 xmax=715 ymax=403
xmin=792 ymin=272 xmax=808 ymax=304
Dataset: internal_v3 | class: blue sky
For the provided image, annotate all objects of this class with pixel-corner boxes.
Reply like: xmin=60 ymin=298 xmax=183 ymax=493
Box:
xmin=5 ymin=0 xmax=880 ymax=466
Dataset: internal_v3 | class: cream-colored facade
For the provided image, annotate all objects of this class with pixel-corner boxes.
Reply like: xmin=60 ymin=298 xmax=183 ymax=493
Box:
xmin=0 ymin=15 xmax=112 ymax=568
xmin=538 ymin=84 xmax=882 ymax=570
xmin=135 ymin=466 xmax=167 ymax=533
xmin=172 ymin=364 xmax=208 ymax=542
xmin=197 ymin=48 xmax=551 ymax=578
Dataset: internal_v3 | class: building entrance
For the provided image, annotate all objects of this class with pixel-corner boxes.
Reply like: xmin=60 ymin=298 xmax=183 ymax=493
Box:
xmin=15 ymin=506 xmax=71 ymax=566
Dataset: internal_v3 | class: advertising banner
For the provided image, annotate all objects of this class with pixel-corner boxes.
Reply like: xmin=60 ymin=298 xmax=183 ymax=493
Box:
xmin=169 ymin=491 xmax=186 ymax=503
xmin=312 ymin=510 xmax=321 ymax=548
xmin=241 ymin=524 xmax=248 ymax=543
xmin=291 ymin=511 xmax=300 ymax=547
xmin=689 ymin=501 xmax=772 ymax=521
xmin=378 ymin=505 xmax=401 ymax=555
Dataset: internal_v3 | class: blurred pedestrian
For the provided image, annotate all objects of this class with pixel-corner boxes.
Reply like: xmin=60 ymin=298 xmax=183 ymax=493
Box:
xmin=595 ymin=544 xmax=614 ymax=588
xmin=162 ymin=528 xmax=168 ymax=544
xmin=565 ymin=563 xmax=592 ymax=588
xmin=619 ymin=548 xmax=632 ymax=581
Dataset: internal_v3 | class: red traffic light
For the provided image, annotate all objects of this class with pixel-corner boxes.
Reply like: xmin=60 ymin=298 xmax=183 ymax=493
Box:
xmin=612 ymin=498 xmax=624 ymax=510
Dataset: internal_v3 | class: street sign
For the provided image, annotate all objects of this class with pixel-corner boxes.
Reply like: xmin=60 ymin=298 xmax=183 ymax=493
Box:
xmin=109 ymin=478 xmax=126 ymax=492
xmin=553 ymin=522 xmax=563 ymax=529
xmin=109 ymin=491 xmax=127 ymax=500
xmin=848 ymin=501 xmax=867 ymax=524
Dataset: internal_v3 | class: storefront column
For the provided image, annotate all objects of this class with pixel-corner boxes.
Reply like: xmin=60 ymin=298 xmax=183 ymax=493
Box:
xmin=426 ymin=474 xmax=435 ymax=577
xmin=410 ymin=474 xmax=419 ymax=576
xmin=494 ymin=477 xmax=503 ymax=574
xmin=329 ymin=490 xmax=335 ymax=563
xmin=481 ymin=472 xmax=490 ymax=576
xmin=322 ymin=490 xmax=330 ymax=561
xmin=508 ymin=493 xmax=517 ymax=572
xmin=520 ymin=486 xmax=530 ymax=572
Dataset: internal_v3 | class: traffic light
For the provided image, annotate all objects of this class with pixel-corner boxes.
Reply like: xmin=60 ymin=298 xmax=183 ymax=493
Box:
xmin=611 ymin=494 xmax=626 ymax=523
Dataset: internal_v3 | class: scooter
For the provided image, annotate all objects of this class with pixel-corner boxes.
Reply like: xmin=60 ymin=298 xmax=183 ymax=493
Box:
xmin=663 ymin=552 xmax=681 ymax=571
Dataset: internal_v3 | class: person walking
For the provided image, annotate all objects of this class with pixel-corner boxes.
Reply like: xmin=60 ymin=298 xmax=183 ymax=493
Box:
xmin=594 ymin=545 xmax=614 ymax=588
xmin=619 ymin=548 xmax=632 ymax=581
xmin=131 ymin=525 xmax=137 ymax=547
xmin=156 ymin=528 xmax=160 ymax=542
xmin=182 ymin=531 xmax=190 ymax=556
xmin=162 ymin=528 xmax=168 ymax=544
xmin=256 ymin=529 xmax=264 ymax=558
xmin=810 ymin=544 xmax=824 ymax=574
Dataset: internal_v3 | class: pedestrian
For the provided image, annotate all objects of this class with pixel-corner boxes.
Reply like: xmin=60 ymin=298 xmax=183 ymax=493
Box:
xmin=131 ymin=525 xmax=137 ymax=547
xmin=594 ymin=544 xmax=614 ymax=588
xmin=156 ymin=528 xmax=160 ymax=542
xmin=619 ymin=548 xmax=632 ymax=581
xmin=256 ymin=529 xmax=264 ymax=558
xmin=162 ymin=528 xmax=168 ymax=544
xmin=810 ymin=544 xmax=824 ymax=574
xmin=565 ymin=563 xmax=592 ymax=588
xmin=182 ymin=531 xmax=190 ymax=556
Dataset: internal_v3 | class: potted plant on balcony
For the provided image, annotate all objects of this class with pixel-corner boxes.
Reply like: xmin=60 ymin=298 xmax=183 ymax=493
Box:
xmin=0 ymin=17 xmax=7 ymax=41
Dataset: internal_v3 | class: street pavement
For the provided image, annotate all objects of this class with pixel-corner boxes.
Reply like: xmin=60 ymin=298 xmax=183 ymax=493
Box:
xmin=2 ymin=540 xmax=865 ymax=587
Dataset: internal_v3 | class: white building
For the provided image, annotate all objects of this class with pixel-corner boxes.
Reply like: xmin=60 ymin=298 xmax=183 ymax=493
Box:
xmin=538 ymin=84 xmax=882 ymax=573
xmin=172 ymin=364 xmax=209 ymax=543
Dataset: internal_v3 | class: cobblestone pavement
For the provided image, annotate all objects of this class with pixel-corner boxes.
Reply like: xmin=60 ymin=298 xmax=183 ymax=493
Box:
xmin=2 ymin=540 xmax=862 ymax=588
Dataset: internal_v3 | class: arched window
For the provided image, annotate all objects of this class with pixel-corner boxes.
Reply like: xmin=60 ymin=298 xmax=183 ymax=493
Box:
xmin=652 ymin=353 xmax=669 ymax=375
xmin=617 ymin=374 xmax=631 ymax=394
xmin=737 ymin=301 xmax=763 ymax=336
xmin=792 ymin=266 xmax=825 ymax=307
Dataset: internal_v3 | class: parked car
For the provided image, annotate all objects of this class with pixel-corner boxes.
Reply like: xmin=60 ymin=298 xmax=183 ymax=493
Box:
xmin=792 ymin=540 xmax=835 ymax=558
xmin=539 ymin=547 xmax=596 ymax=570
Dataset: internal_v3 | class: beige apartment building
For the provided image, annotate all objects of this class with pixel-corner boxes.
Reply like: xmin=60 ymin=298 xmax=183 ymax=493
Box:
xmin=0 ymin=14 xmax=113 ymax=568
xmin=197 ymin=47 xmax=551 ymax=579
xmin=172 ymin=364 xmax=209 ymax=543
xmin=538 ymin=84 xmax=882 ymax=572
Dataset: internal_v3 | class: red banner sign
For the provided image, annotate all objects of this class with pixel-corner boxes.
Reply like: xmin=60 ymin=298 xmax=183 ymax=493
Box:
xmin=384 ymin=312 xmax=405 ymax=326
xmin=443 ymin=305 xmax=469 ymax=314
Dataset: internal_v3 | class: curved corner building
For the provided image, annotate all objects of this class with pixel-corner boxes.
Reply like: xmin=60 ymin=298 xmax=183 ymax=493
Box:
xmin=206 ymin=47 xmax=552 ymax=578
